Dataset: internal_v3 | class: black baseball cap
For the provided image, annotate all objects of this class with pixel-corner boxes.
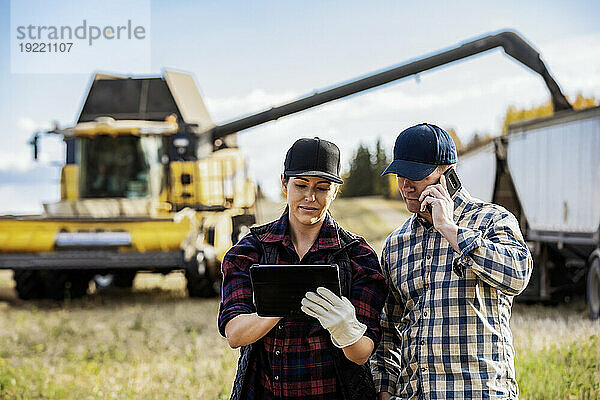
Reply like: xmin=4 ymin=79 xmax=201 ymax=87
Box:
xmin=382 ymin=123 xmax=457 ymax=181
xmin=284 ymin=137 xmax=344 ymax=184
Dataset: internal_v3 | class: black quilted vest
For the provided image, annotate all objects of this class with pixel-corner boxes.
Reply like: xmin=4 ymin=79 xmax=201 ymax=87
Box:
xmin=228 ymin=219 xmax=376 ymax=400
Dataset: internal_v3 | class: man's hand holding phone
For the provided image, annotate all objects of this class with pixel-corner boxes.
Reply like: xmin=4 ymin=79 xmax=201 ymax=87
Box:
xmin=419 ymin=174 xmax=454 ymax=228
xmin=418 ymin=174 xmax=461 ymax=252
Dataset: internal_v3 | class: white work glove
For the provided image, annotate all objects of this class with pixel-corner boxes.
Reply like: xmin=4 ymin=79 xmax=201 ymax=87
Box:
xmin=301 ymin=287 xmax=367 ymax=348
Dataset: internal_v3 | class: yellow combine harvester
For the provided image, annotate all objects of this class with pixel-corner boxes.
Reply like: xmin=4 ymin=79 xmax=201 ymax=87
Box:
xmin=0 ymin=31 xmax=574 ymax=301
xmin=1 ymin=70 xmax=256 ymax=299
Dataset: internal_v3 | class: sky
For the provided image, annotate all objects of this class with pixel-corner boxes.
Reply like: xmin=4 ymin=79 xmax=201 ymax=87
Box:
xmin=0 ymin=0 xmax=599 ymax=213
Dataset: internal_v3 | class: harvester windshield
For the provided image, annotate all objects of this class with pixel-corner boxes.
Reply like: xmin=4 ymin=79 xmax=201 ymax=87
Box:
xmin=79 ymin=135 xmax=167 ymax=199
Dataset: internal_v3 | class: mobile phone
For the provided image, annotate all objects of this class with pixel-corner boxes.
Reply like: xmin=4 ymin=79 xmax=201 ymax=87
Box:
xmin=443 ymin=167 xmax=462 ymax=198
xmin=424 ymin=167 xmax=462 ymax=213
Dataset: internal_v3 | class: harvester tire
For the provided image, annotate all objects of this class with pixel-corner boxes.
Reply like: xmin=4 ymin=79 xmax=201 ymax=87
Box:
xmin=587 ymin=258 xmax=600 ymax=320
xmin=41 ymin=271 xmax=90 ymax=300
xmin=113 ymin=271 xmax=137 ymax=288
xmin=67 ymin=272 xmax=92 ymax=298
xmin=14 ymin=270 xmax=44 ymax=300
xmin=186 ymin=271 xmax=217 ymax=298
xmin=40 ymin=271 xmax=68 ymax=300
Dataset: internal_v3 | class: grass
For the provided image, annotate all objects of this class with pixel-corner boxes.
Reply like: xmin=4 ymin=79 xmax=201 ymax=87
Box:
xmin=0 ymin=197 xmax=599 ymax=399
xmin=516 ymin=336 xmax=600 ymax=400
xmin=0 ymin=273 xmax=238 ymax=399
xmin=0 ymin=357 xmax=79 ymax=399
xmin=511 ymin=301 xmax=600 ymax=399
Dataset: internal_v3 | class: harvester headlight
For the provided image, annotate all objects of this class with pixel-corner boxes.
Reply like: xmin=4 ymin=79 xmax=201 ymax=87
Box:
xmin=173 ymin=138 xmax=189 ymax=148
xmin=174 ymin=137 xmax=189 ymax=155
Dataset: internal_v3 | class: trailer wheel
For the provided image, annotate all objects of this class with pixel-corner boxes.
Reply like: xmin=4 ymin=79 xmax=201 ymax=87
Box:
xmin=587 ymin=258 xmax=600 ymax=320
xmin=14 ymin=270 xmax=44 ymax=300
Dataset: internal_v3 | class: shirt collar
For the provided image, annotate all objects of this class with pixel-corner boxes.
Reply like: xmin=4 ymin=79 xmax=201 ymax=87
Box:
xmin=260 ymin=211 xmax=342 ymax=250
xmin=260 ymin=211 xmax=289 ymax=243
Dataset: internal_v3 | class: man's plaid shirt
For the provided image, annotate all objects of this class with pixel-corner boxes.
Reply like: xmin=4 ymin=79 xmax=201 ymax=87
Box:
xmin=371 ymin=189 xmax=532 ymax=399
xmin=219 ymin=213 xmax=387 ymax=399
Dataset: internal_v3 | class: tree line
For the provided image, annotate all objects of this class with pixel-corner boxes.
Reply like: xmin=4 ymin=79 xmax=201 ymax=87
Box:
xmin=340 ymin=139 xmax=391 ymax=198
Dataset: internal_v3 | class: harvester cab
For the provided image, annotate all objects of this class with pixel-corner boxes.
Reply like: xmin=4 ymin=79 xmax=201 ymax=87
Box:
xmin=54 ymin=70 xmax=252 ymax=211
xmin=53 ymin=117 xmax=175 ymax=204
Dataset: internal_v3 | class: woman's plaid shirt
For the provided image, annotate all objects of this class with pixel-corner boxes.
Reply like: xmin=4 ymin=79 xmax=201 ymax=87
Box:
xmin=371 ymin=189 xmax=533 ymax=399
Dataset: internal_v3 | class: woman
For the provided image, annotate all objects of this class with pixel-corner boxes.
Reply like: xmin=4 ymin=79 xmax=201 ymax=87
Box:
xmin=218 ymin=137 xmax=388 ymax=399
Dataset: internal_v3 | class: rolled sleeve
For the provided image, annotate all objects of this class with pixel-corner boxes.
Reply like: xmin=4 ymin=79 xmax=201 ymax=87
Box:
xmin=452 ymin=211 xmax=533 ymax=296
xmin=217 ymin=234 xmax=261 ymax=337
xmin=452 ymin=227 xmax=481 ymax=276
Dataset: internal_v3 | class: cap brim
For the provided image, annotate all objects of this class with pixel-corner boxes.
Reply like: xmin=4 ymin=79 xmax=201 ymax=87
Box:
xmin=285 ymin=170 xmax=343 ymax=184
xmin=381 ymin=160 xmax=438 ymax=181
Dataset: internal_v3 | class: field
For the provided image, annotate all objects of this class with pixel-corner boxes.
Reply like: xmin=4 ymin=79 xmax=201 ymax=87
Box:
xmin=1 ymin=197 xmax=599 ymax=399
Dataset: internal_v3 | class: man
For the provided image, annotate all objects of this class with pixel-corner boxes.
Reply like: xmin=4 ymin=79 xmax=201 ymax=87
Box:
xmin=371 ymin=123 xmax=533 ymax=399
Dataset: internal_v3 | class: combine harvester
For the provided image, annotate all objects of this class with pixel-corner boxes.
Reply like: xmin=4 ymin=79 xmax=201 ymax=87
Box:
xmin=2 ymin=70 xmax=258 ymax=299
xmin=0 ymin=31 xmax=597 ymax=317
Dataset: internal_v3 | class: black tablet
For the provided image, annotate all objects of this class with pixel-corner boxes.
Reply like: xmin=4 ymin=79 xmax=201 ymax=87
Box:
xmin=249 ymin=264 xmax=341 ymax=318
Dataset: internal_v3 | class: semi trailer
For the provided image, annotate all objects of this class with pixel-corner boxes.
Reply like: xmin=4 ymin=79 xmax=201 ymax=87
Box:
xmin=457 ymin=106 xmax=600 ymax=318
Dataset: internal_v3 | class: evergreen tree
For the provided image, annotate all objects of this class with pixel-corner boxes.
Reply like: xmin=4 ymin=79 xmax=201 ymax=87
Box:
xmin=342 ymin=144 xmax=375 ymax=197
xmin=373 ymin=138 xmax=390 ymax=197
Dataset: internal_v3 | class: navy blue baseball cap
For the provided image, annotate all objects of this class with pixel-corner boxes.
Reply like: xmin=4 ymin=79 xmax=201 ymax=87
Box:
xmin=382 ymin=123 xmax=457 ymax=181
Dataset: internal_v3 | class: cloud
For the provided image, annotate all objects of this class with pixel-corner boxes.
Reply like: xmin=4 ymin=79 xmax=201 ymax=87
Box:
xmin=0 ymin=165 xmax=60 ymax=185
xmin=0 ymin=183 xmax=59 ymax=215
xmin=541 ymin=33 xmax=600 ymax=93
xmin=207 ymin=88 xmax=301 ymax=122
xmin=17 ymin=117 xmax=53 ymax=133
xmin=0 ymin=117 xmax=64 ymax=171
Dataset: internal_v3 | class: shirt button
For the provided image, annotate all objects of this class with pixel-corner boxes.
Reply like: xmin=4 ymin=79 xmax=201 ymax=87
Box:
xmin=426 ymin=255 xmax=432 ymax=260
xmin=275 ymin=350 xmax=281 ymax=356
xmin=274 ymin=375 xmax=279 ymax=381
xmin=423 ymin=311 xmax=428 ymax=317
xmin=421 ymin=367 xmax=427 ymax=372
xmin=278 ymin=324 xmax=283 ymax=330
